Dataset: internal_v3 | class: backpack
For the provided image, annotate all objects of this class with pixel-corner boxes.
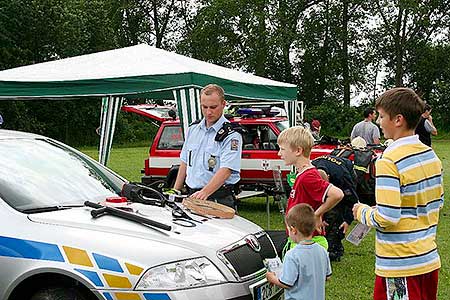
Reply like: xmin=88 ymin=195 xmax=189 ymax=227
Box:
xmin=330 ymin=145 xmax=379 ymax=205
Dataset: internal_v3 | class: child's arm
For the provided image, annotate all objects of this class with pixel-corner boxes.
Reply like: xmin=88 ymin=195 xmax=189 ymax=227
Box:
xmin=314 ymin=185 xmax=344 ymax=232
xmin=315 ymin=184 xmax=344 ymax=216
xmin=266 ymin=272 xmax=291 ymax=289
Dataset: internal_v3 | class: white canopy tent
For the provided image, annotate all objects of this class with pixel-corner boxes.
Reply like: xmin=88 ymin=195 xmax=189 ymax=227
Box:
xmin=0 ymin=44 xmax=299 ymax=165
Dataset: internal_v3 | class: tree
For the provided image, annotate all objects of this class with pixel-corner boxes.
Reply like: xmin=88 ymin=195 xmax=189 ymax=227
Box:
xmin=296 ymin=0 xmax=371 ymax=107
xmin=180 ymin=0 xmax=327 ymax=83
xmin=112 ymin=0 xmax=197 ymax=50
xmin=372 ymin=0 xmax=450 ymax=87
xmin=0 ymin=0 xmax=120 ymax=145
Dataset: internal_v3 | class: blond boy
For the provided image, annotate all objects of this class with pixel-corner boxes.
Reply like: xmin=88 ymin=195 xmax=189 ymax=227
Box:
xmin=278 ymin=126 xmax=343 ymax=250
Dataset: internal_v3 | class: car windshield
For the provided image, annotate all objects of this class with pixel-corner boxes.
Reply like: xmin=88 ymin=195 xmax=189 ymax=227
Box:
xmin=0 ymin=138 xmax=125 ymax=212
xmin=276 ymin=120 xmax=289 ymax=132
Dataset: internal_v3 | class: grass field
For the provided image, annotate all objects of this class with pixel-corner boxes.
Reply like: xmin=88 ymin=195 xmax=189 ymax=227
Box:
xmin=80 ymin=140 xmax=450 ymax=299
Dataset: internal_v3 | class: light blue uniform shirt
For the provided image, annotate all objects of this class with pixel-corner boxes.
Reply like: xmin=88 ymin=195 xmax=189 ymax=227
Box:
xmin=280 ymin=243 xmax=331 ymax=300
xmin=180 ymin=115 xmax=242 ymax=189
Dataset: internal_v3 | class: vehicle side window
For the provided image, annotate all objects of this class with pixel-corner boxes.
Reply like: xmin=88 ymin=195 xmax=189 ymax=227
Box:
xmin=157 ymin=126 xmax=184 ymax=150
xmin=240 ymin=125 xmax=279 ymax=151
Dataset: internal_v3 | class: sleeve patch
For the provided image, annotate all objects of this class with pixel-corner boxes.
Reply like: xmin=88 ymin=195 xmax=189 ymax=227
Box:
xmin=231 ymin=139 xmax=239 ymax=151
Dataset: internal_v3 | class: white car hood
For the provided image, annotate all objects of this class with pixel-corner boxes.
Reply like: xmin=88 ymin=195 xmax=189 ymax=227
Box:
xmin=28 ymin=202 xmax=263 ymax=252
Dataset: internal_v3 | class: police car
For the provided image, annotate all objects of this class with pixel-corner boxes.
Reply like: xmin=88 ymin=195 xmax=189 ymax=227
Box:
xmin=121 ymin=104 xmax=336 ymax=190
xmin=0 ymin=129 xmax=282 ymax=300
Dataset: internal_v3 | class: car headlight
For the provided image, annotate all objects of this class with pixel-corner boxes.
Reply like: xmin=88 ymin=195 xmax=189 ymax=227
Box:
xmin=136 ymin=257 xmax=226 ymax=290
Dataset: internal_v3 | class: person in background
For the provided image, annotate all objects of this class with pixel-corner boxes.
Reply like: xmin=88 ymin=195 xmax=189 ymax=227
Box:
xmin=415 ymin=103 xmax=437 ymax=146
xmin=266 ymin=203 xmax=332 ymax=300
xmin=353 ymin=87 xmax=444 ymax=300
xmin=173 ymin=84 xmax=242 ymax=208
xmin=312 ymin=155 xmax=358 ymax=261
xmin=311 ymin=119 xmax=321 ymax=140
xmin=351 ymin=107 xmax=380 ymax=145
xmin=0 ymin=113 xmax=3 ymax=127
xmin=277 ymin=126 xmax=344 ymax=253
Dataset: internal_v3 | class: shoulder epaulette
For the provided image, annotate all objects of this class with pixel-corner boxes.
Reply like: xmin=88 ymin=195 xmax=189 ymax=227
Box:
xmin=215 ymin=122 xmax=236 ymax=142
xmin=189 ymin=119 xmax=201 ymax=126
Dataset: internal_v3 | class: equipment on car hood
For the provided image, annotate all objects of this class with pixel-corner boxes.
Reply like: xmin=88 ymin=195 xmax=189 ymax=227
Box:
xmin=120 ymin=182 xmax=208 ymax=228
xmin=85 ymin=200 xmax=172 ymax=231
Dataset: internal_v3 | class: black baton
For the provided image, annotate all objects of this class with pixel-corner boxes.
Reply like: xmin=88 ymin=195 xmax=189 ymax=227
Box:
xmin=84 ymin=201 xmax=171 ymax=231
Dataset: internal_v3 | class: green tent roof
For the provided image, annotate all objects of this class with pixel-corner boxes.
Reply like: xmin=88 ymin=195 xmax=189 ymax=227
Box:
xmin=0 ymin=44 xmax=297 ymax=101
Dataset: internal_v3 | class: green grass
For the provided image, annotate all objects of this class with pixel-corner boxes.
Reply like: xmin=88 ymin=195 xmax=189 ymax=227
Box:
xmin=79 ymin=140 xmax=450 ymax=299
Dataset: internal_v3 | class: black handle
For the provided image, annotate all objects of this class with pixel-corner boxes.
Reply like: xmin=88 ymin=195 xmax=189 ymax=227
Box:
xmin=91 ymin=207 xmax=107 ymax=218
xmin=84 ymin=201 xmax=171 ymax=231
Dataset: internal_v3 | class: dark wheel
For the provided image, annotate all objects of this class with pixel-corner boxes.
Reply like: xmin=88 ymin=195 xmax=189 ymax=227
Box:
xmin=30 ymin=287 xmax=89 ymax=300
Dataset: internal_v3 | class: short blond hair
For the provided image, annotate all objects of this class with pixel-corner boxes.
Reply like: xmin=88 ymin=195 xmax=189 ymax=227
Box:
xmin=201 ymin=84 xmax=225 ymax=101
xmin=277 ymin=126 xmax=314 ymax=157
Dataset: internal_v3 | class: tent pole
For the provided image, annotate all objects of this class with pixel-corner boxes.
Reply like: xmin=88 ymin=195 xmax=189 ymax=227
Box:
xmin=99 ymin=96 xmax=122 ymax=166
xmin=174 ymin=88 xmax=201 ymax=137
xmin=99 ymin=97 xmax=109 ymax=165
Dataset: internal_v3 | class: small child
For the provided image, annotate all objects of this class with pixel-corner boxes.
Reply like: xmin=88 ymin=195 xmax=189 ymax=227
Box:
xmin=277 ymin=126 xmax=343 ymax=252
xmin=266 ymin=203 xmax=332 ymax=300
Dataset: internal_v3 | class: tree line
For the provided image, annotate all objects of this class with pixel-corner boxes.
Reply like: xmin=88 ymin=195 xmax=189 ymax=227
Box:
xmin=1 ymin=0 xmax=449 ymax=145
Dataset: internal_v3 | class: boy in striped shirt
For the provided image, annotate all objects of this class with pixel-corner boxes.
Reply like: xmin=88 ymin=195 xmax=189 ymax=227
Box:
xmin=353 ymin=87 xmax=444 ymax=300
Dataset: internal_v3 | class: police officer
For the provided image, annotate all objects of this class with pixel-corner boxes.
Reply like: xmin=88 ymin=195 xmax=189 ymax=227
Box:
xmin=312 ymin=155 xmax=358 ymax=261
xmin=173 ymin=84 xmax=242 ymax=208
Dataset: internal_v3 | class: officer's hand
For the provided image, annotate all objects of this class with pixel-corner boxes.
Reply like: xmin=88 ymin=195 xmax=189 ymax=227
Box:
xmin=191 ymin=190 xmax=210 ymax=201
xmin=339 ymin=221 xmax=349 ymax=234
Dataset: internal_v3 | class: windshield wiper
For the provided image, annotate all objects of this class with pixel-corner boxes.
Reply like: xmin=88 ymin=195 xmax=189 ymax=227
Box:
xmin=21 ymin=205 xmax=83 ymax=214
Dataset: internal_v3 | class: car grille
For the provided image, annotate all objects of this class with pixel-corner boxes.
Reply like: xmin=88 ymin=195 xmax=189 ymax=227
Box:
xmin=220 ymin=232 xmax=277 ymax=279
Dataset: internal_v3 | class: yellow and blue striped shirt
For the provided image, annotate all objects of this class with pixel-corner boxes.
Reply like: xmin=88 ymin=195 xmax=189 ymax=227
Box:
xmin=356 ymin=135 xmax=444 ymax=277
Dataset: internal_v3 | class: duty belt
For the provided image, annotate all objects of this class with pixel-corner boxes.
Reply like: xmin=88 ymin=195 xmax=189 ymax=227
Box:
xmin=187 ymin=184 xmax=235 ymax=198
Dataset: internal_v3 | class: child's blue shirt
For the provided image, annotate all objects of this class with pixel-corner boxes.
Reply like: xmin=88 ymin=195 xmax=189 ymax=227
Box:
xmin=279 ymin=242 xmax=331 ymax=300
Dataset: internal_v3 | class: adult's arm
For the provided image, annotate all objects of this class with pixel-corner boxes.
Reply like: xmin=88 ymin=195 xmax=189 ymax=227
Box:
xmin=373 ymin=125 xmax=381 ymax=144
xmin=192 ymin=130 xmax=242 ymax=200
xmin=350 ymin=125 xmax=357 ymax=140
xmin=425 ymin=118 xmax=437 ymax=136
xmin=173 ymin=162 xmax=187 ymax=191
xmin=191 ymin=167 xmax=231 ymax=200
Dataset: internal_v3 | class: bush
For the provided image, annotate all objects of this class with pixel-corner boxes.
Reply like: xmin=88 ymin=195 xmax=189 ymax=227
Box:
xmin=114 ymin=112 xmax=158 ymax=146
xmin=305 ymin=101 xmax=362 ymax=138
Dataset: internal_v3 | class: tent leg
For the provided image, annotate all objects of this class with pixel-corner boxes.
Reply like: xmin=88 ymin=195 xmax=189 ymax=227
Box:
xmin=98 ymin=96 xmax=123 ymax=166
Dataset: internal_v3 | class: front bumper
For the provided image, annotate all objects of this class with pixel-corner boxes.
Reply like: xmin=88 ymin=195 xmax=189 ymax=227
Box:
xmin=95 ymin=275 xmax=279 ymax=300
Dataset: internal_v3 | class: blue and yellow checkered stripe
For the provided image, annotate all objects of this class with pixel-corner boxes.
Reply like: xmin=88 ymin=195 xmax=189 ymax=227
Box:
xmin=0 ymin=236 xmax=171 ymax=300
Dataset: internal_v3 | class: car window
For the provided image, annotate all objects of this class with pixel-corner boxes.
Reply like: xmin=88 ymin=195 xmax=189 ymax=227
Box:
xmin=275 ymin=121 xmax=289 ymax=132
xmin=157 ymin=126 xmax=184 ymax=150
xmin=240 ymin=125 xmax=279 ymax=150
xmin=0 ymin=139 xmax=125 ymax=211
